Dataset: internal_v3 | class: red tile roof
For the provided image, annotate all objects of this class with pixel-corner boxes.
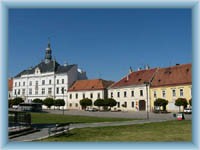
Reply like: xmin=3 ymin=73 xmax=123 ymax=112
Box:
xmin=151 ymin=63 xmax=192 ymax=87
xmin=110 ymin=68 xmax=157 ymax=88
xmin=68 ymin=79 xmax=114 ymax=92
xmin=8 ymin=78 xmax=13 ymax=91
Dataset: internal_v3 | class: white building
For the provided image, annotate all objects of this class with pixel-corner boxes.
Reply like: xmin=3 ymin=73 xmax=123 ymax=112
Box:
xmin=108 ymin=68 xmax=157 ymax=111
xmin=67 ymin=79 xmax=114 ymax=110
xmin=12 ymin=41 xmax=87 ymax=109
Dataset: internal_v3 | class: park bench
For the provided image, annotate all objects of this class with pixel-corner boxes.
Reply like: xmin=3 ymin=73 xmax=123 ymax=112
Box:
xmin=48 ymin=123 xmax=70 ymax=136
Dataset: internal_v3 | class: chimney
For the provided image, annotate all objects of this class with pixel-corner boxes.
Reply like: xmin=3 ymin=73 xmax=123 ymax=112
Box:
xmin=176 ymin=64 xmax=180 ymax=66
xmin=129 ymin=66 xmax=133 ymax=74
xmin=138 ymin=67 xmax=141 ymax=71
xmin=145 ymin=65 xmax=150 ymax=70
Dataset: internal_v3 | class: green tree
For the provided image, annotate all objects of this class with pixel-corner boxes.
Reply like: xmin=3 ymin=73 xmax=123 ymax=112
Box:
xmin=175 ymin=98 xmax=188 ymax=112
xmin=43 ymin=98 xmax=54 ymax=109
xmin=54 ymin=99 xmax=65 ymax=109
xmin=12 ymin=97 xmax=24 ymax=105
xmin=104 ymin=98 xmax=117 ymax=110
xmin=79 ymin=98 xmax=92 ymax=110
xmin=154 ymin=98 xmax=168 ymax=111
xmin=9 ymin=99 xmax=13 ymax=108
xmin=94 ymin=99 xmax=105 ymax=110
xmin=33 ymin=98 xmax=43 ymax=104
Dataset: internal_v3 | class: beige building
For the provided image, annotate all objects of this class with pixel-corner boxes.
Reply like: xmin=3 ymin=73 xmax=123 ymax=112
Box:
xmin=67 ymin=79 xmax=113 ymax=110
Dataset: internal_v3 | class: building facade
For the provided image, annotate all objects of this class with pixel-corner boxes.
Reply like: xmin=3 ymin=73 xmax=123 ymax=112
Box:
xmin=150 ymin=63 xmax=192 ymax=112
xmin=108 ymin=68 xmax=157 ymax=111
xmin=67 ymin=79 xmax=114 ymax=110
xmin=12 ymin=42 xmax=87 ymax=108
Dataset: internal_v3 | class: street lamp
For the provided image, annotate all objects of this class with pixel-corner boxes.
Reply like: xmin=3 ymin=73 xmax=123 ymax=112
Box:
xmin=144 ymin=81 xmax=150 ymax=120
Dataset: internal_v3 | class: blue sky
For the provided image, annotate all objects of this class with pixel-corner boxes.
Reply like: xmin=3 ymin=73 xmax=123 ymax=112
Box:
xmin=8 ymin=8 xmax=192 ymax=81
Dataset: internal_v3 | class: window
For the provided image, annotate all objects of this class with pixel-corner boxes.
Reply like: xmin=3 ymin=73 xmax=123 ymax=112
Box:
xmin=124 ymin=91 xmax=127 ymax=97
xmin=18 ymin=89 xmax=20 ymax=95
xmin=90 ymin=93 xmax=93 ymax=99
xmin=19 ymin=82 xmax=20 ymax=86
xmin=69 ymin=94 xmax=72 ymax=99
xmin=83 ymin=93 xmax=85 ymax=99
xmin=48 ymin=88 xmax=52 ymax=95
xmin=49 ymin=80 xmax=51 ymax=85
xmin=131 ymin=91 xmax=134 ymax=97
xmin=154 ymin=91 xmax=157 ymax=98
xmin=35 ymin=81 xmax=38 ymax=86
xmin=56 ymin=87 xmax=59 ymax=94
xmin=57 ymin=79 xmax=59 ymax=84
xmin=180 ymin=89 xmax=184 ymax=96
xmin=29 ymin=88 xmax=32 ymax=95
xmin=162 ymin=90 xmax=166 ymax=98
xmin=117 ymin=92 xmax=120 ymax=98
xmin=97 ymin=93 xmax=100 ymax=99
xmin=15 ymin=82 xmax=17 ymax=87
xmin=124 ymin=102 xmax=127 ymax=108
xmin=111 ymin=92 xmax=113 ymax=98
xmin=42 ymin=80 xmax=45 ymax=85
xmin=42 ymin=88 xmax=45 ymax=95
xmin=29 ymin=81 xmax=32 ymax=86
xmin=23 ymin=82 xmax=25 ymax=86
xmin=22 ymin=89 xmax=25 ymax=95
xmin=132 ymin=101 xmax=134 ymax=108
xmin=61 ymin=87 xmax=64 ymax=94
xmin=76 ymin=93 xmax=78 ymax=99
xmin=62 ymin=79 xmax=64 ymax=84
xmin=140 ymin=90 xmax=143 ymax=96
xmin=75 ymin=103 xmax=78 ymax=107
xmin=172 ymin=89 xmax=176 ymax=97
xmin=14 ymin=90 xmax=17 ymax=95
xmin=69 ymin=103 xmax=72 ymax=107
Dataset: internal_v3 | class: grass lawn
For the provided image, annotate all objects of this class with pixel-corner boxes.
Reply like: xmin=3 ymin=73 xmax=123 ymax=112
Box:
xmin=31 ymin=112 xmax=134 ymax=124
xmin=41 ymin=120 xmax=191 ymax=142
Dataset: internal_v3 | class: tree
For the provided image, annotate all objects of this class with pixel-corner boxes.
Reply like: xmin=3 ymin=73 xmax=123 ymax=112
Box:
xmin=175 ymin=98 xmax=188 ymax=112
xmin=12 ymin=97 xmax=24 ymax=105
xmin=54 ymin=99 xmax=65 ymax=109
xmin=94 ymin=99 xmax=105 ymax=110
xmin=104 ymin=98 xmax=117 ymax=110
xmin=189 ymin=99 xmax=192 ymax=106
xmin=33 ymin=98 xmax=43 ymax=104
xmin=43 ymin=98 xmax=54 ymax=109
xmin=154 ymin=98 xmax=168 ymax=111
xmin=79 ymin=98 xmax=92 ymax=110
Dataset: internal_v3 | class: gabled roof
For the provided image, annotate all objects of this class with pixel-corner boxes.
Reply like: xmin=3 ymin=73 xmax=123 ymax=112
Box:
xmin=110 ymin=68 xmax=157 ymax=88
xmin=151 ymin=63 xmax=192 ymax=87
xmin=68 ymin=79 xmax=114 ymax=92
xmin=15 ymin=60 xmax=75 ymax=78
xmin=8 ymin=78 xmax=13 ymax=91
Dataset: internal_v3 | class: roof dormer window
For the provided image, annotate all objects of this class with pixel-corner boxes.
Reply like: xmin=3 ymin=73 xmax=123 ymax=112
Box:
xmin=35 ymin=67 xmax=40 ymax=74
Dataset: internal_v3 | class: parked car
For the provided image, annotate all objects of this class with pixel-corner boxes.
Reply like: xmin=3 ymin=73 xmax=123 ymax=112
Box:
xmin=85 ymin=107 xmax=98 ymax=112
xmin=184 ymin=108 xmax=192 ymax=114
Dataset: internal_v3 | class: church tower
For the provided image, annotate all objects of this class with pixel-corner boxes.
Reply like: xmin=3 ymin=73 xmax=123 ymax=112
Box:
xmin=45 ymin=40 xmax=52 ymax=64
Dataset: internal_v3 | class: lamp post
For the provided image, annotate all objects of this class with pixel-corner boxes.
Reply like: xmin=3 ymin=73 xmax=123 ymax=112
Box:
xmin=144 ymin=81 xmax=149 ymax=120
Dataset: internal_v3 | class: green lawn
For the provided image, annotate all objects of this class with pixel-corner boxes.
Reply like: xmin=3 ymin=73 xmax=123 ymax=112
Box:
xmin=41 ymin=120 xmax=191 ymax=142
xmin=31 ymin=112 xmax=134 ymax=124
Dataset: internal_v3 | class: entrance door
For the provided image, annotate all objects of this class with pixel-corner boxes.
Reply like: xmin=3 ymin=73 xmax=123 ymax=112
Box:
xmin=139 ymin=100 xmax=146 ymax=111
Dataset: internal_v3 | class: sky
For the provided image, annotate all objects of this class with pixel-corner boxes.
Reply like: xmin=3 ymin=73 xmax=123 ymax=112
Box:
xmin=8 ymin=8 xmax=192 ymax=81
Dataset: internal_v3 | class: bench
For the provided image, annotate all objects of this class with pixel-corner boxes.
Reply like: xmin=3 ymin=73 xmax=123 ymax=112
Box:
xmin=48 ymin=123 xmax=70 ymax=136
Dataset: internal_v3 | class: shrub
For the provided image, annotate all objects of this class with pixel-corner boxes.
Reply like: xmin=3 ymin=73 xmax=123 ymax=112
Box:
xmin=175 ymin=98 xmax=188 ymax=112
xmin=154 ymin=98 xmax=168 ymax=111
xmin=33 ymin=98 xmax=43 ymax=104
xmin=79 ymin=98 xmax=92 ymax=110
xmin=43 ymin=98 xmax=54 ymax=109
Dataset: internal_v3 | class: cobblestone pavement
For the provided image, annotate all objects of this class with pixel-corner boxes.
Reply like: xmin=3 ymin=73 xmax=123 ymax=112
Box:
xmin=10 ymin=110 xmax=192 ymax=142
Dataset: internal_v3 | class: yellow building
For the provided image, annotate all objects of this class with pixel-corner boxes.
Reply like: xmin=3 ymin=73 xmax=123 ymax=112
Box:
xmin=150 ymin=64 xmax=192 ymax=112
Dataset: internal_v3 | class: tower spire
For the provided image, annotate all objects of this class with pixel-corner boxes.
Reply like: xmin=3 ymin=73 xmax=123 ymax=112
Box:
xmin=45 ymin=38 xmax=52 ymax=64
